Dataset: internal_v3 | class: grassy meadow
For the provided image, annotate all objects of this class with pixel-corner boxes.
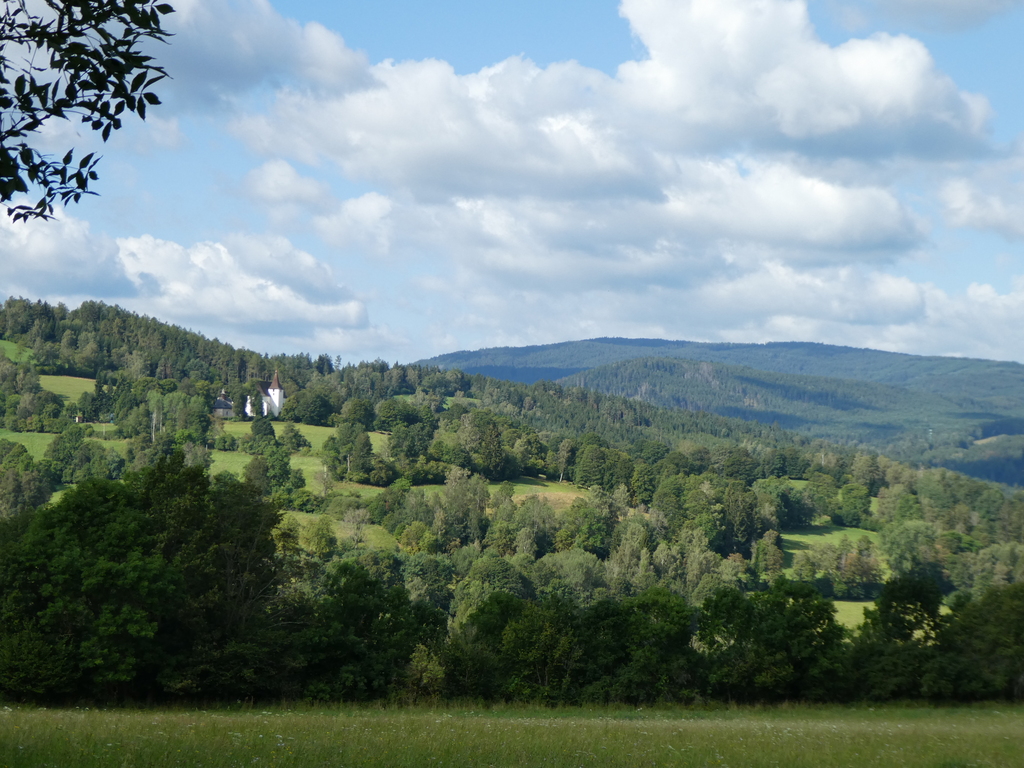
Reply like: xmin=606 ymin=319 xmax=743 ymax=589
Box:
xmin=0 ymin=429 xmax=55 ymax=460
xmin=0 ymin=339 xmax=30 ymax=362
xmin=39 ymin=374 xmax=94 ymax=402
xmin=780 ymin=524 xmax=881 ymax=573
xmin=1 ymin=704 xmax=1021 ymax=768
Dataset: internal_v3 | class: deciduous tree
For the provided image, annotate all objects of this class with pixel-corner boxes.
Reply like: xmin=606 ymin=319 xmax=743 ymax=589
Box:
xmin=1 ymin=0 xmax=174 ymax=219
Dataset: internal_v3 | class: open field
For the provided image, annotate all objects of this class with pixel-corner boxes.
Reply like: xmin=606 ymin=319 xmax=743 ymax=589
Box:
xmin=0 ymin=428 xmax=55 ymax=459
xmin=781 ymin=524 xmax=880 ymax=550
xmin=39 ymin=374 xmax=95 ymax=401
xmin=497 ymin=477 xmax=585 ymax=512
xmin=780 ymin=524 xmax=881 ymax=569
xmin=832 ymin=599 xmax=871 ymax=628
xmin=209 ymin=449 xmax=253 ymax=477
xmin=0 ymin=339 xmax=30 ymax=362
xmin=220 ymin=421 xmax=337 ymax=451
xmin=288 ymin=510 xmax=398 ymax=551
xmin=1 ymin=705 xmax=1021 ymax=768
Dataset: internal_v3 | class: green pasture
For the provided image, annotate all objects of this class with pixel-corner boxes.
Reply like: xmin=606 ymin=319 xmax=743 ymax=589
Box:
xmin=220 ymin=420 xmax=337 ymax=452
xmin=39 ymin=374 xmax=94 ymax=401
xmin=85 ymin=434 xmax=128 ymax=457
xmin=208 ymin=450 xmax=373 ymax=499
xmin=288 ymin=510 xmax=398 ymax=551
xmin=0 ymin=338 xmax=30 ymax=362
xmin=209 ymin=449 xmax=253 ymax=477
xmin=292 ymin=453 xmax=329 ymax=489
xmin=411 ymin=476 xmax=583 ymax=513
xmin=832 ymin=600 xmax=871 ymax=628
xmin=0 ymin=428 xmax=55 ymax=459
xmin=782 ymin=524 xmax=880 ymax=549
xmin=497 ymin=476 xmax=581 ymax=496
xmin=780 ymin=524 xmax=882 ymax=572
xmin=1 ymin=705 xmax=1020 ymax=768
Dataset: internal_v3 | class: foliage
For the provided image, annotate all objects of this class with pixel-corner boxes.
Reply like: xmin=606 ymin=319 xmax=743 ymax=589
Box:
xmin=697 ymin=579 xmax=848 ymax=702
xmin=1 ymin=0 xmax=173 ymax=219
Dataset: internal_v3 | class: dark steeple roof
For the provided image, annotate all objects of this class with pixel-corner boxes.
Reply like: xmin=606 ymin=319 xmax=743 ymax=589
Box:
xmin=270 ymin=370 xmax=282 ymax=390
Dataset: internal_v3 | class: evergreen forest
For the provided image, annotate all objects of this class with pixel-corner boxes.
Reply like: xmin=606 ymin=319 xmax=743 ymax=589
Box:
xmin=421 ymin=337 xmax=1024 ymax=485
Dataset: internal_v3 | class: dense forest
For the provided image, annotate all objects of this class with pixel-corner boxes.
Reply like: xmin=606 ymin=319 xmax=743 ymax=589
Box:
xmin=1 ymin=298 xmax=1023 ymax=705
xmin=422 ymin=338 xmax=1024 ymax=485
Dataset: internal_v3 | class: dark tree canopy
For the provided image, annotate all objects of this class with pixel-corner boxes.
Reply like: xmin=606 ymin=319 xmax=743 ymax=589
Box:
xmin=1 ymin=0 xmax=173 ymax=220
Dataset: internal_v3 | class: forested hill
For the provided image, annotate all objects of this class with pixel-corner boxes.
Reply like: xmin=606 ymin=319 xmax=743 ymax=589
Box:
xmin=418 ymin=337 xmax=1024 ymax=401
xmin=557 ymin=357 xmax=970 ymax=444
xmin=0 ymin=297 xmax=333 ymax=385
xmin=4 ymin=298 xmax=1024 ymax=707
xmin=420 ymin=338 xmax=1024 ymax=485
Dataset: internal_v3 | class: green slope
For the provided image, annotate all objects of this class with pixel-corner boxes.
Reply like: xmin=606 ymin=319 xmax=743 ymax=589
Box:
xmin=419 ymin=337 xmax=1024 ymax=404
xmin=556 ymin=356 xmax=991 ymax=453
xmin=420 ymin=338 xmax=1024 ymax=484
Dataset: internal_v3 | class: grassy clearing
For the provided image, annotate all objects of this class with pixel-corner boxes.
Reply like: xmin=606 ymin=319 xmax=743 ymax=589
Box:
xmin=832 ymin=600 xmax=871 ymax=629
xmin=85 ymin=435 xmax=129 ymax=457
xmin=495 ymin=476 xmax=581 ymax=496
xmin=0 ymin=339 xmax=30 ymax=362
xmin=493 ymin=477 xmax=585 ymax=513
xmin=292 ymin=453 xmax=328 ymax=489
xmin=288 ymin=510 xmax=398 ymax=551
xmin=219 ymin=422 xmax=333 ymax=450
xmin=0 ymin=429 xmax=55 ymax=459
xmin=780 ymin=525 xmax=882 ymax=574
xmin=209 ymin=450 xmax=252 ymax=477
xmin=782 ymin=525 xmax=880 ymax=549
xmin=1 ymin=705 xmax=1021 ymax=768
xmin=39 ymin=374 xmax=94 ymax=402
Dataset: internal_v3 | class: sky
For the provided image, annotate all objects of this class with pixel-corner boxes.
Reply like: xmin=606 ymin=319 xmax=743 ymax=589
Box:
xmin=5 ymin=0 xmax=1024 ymax=364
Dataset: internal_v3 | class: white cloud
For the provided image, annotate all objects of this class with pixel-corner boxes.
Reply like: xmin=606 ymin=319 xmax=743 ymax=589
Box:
xmin=227 ymin=0 xmax=989 ymax=213
xmin=941 ymin=178 xmax=1023 ymax=238
xmin=0 ymin=209 xmax=130 ymax=298
xmin=115 ymin=234 xmax=366 ymax=335
xmin=614 ymin=0 xmax=989 ymax=149
xmin=159 ymin=0 xmax=369 ymax=108
xmin=314 ymin=193 xmax=395 ymax=253
xmin=21 ymin=0 xmax=1020 ymax=365
xmin=941 ymin=171 xmax=1024 ymax=240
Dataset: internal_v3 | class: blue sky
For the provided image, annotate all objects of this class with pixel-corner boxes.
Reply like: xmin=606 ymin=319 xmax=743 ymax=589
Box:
xmin=5 ymin=0 xmax=1024 ymax=364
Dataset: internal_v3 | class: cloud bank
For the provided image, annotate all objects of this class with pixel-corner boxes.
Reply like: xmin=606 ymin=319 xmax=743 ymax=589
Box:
xmin=6 ymin=0 xmax=1024 ymax=363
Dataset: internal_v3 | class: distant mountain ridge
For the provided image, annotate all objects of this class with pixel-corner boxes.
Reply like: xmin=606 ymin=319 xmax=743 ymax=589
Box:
xmin=418 ymin=338 xmax=1024 ymax=484
xmin=420 ymin=337 xmax=1024 ymax=401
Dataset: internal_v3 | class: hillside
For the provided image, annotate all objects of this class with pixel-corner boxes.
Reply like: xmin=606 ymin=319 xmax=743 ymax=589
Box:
xmin=556 ymin=356 xmax=974 ymax=445
xmin=420 ymin=339 xmax=1024 ymax=484
xmin=420 ymin=337 xmax=1024 ymax=399
xmin=3 ymin=300 xmax=1024 ymax=708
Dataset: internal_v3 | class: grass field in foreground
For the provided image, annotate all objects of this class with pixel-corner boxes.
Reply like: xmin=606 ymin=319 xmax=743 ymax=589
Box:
xmin=1 ymin=705 xmax=1020 ymax=768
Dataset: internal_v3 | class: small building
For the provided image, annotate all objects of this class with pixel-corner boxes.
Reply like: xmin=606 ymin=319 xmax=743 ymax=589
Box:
xmin=212 ymin=390 xmax=235 ymax=419
xmin=246 ymin=371 xmax=286 ymax=418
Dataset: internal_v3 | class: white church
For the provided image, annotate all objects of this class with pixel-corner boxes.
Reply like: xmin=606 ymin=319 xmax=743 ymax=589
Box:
xmin=246 ymin=371 xmax=286 ymax=417
xmin=211 ymin=371 xmax=287 ymax=419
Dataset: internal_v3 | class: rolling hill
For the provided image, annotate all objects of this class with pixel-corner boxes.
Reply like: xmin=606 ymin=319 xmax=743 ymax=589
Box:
xmin=420 ymin=338 xmax=1024 ymax=484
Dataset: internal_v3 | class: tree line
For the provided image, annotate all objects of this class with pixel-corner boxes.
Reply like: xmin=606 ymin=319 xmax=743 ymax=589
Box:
xmin=1 ymin=455 xmax=1021 ymax=704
